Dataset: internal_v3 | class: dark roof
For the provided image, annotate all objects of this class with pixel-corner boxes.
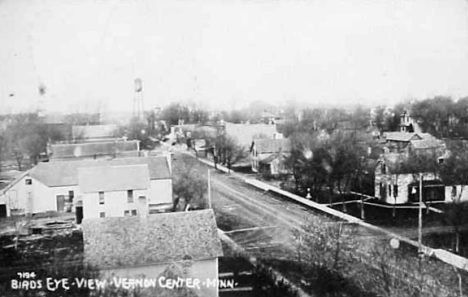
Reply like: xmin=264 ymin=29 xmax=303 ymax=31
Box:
xmin=82 ymin=209 xmax=223 ymax=269
xmin=50 ymin=141 xmax=139 ymax=159
xmin=29 ymin=156 xmax=171 ymax=187
xmin=253 ymin=138 xmax=291 ymax=154
xmin=78 ymin=164 xmax=150 ymax=193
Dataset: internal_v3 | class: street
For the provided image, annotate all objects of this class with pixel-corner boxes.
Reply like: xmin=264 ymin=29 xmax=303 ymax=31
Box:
xmin=173 ymin=152 xmax=464 ymax=297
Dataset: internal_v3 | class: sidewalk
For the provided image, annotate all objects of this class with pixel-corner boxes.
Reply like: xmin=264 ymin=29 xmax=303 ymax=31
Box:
xmin=182 ymin=151 xmax=468 ymax=272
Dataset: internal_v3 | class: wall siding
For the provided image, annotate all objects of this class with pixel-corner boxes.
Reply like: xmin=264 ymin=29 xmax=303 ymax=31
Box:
xmin=375 ymin=172 xmax=438 ymax=204
xmin=149 ymin=179 xmax=172 ymax=205
xmin=3 ymin=175 xmax=79 ymax=215
xmin=82 ymin=189 xmax=149 ymax=219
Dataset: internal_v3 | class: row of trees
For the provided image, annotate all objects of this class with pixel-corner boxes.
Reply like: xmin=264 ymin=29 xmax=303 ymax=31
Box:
xmin=0 ymin=113 xmax=67 ymax=171
xmin=283 ymin=130 xmax=379 ymax=200
xmin=372 ymin=96 xmax=468 ymax=138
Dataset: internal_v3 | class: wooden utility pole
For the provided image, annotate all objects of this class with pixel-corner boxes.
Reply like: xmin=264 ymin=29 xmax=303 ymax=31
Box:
xmin=208 ymin=169 xmax=212 ymax=209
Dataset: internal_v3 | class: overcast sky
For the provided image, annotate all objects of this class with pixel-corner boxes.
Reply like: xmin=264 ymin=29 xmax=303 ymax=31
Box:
xmin=1 ymin=0 xmax=468 ymax=113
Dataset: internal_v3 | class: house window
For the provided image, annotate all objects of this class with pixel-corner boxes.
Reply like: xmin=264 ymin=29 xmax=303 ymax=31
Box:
xmin=388 ymin=185 xmax=392 ymax=197
xmin=452 ymin=186 xmax=457 ymax=198
xmin=99 ymin=192 xmax=104 ymax=205
xmin=131 ymin=209 xmax=137 ymax=216
xmin=127 ymin=190 xmax=134 ymax=203
xmin=124 ymin=210 xmax=130 ymax=216
xmin=394 ymin=185 xmax=398 ymax=197
xmin=100 ymin=212 xmax=106 ymax=218
xmin=25 ymin=179 xmax=32 ymax=185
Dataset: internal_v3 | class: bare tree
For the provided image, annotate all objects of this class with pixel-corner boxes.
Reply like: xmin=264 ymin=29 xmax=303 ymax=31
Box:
xmin=172 ymin=157 xmax=208 ymax=211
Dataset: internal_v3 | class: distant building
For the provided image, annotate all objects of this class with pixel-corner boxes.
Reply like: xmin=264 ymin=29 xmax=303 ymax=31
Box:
xmin=399 ymin=110 xmax=421 ymax=133
xmin=250 ymin=138 xmax=291 ymax=175
xmin=72 ymin=124 xmax=118 ymax=143
xmin=0 ymin=156 xmax=172 ymax=217
xmin=49 ymin=140 xmax=140 ymax=161
xmin=82 ymin=209 xmax=223 ymax=297
xmin=381 ymin=132 xmax=445 ymax=155
xmin=374 ymin=132 xmax=452 ymax=204
xmin=223 ymin=122 xmax=279 ymax=148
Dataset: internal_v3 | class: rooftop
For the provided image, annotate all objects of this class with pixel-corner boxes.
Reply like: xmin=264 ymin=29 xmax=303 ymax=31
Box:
xmin=384 ymin=132 xmax=422 ymax=142
xmin=28 ymin=156 xmax=171 ymax=187
xmin=78 ymin=164 xmax=150 ymax=193
xmin=252 ymin=138 xmax=291 ymax=154
xmin=82 ymin=209 xmax=223 ymax=269
xmin=50 ymin=140 xmax=139 ymax=159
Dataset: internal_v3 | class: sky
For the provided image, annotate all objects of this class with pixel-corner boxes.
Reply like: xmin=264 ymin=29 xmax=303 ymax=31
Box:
xmin=1 ymin=0 xmax=468 ymax=113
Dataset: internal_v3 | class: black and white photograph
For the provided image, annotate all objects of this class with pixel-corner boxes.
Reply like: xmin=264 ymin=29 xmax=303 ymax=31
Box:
xmin=1 ymin=0 xmax=468 ymax=296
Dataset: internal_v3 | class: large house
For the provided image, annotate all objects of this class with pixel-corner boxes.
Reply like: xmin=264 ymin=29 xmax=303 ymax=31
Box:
xmin=78 ymin=164 xmax=152 ymax=220
xmin=250 ymin=138 xmax=291 ymax=175
xmin=374 ymin=153 xmax=441 ymax=204
xmin=82 ymin=209 xmax=223 ymax=297
xmin=49 ymin=140 xmax=140 ymax=161
xmin=0 ymin=156 xmax=172 ymax=218
xmin=374 ymin=132 xmax=451 ymax=204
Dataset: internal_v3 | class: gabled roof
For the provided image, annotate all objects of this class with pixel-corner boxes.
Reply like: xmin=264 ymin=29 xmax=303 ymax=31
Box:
xmin=384 ymin=132 xmax=422 ymax=142
xmin=72 ymin=124 xmax=117 ymax=140
xmin=252 ymin=138 xmax=291 ymax=154
xmin=82 ymin=209 xmax=223 ymax=269
xmin=78 ymin=164 xmax=150 ymax=193
xmin=29 ymin=156 xmax=171 ymax=187
xmin=258 ymin=152 xmax=288 ymax=164
xmin=50 ymin=141 xmax=139 ymax=159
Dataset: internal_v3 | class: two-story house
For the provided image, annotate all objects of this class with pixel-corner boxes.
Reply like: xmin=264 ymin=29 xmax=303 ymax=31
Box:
xmin=78 ymin=164 xmax=151 ymax=220
xmin=82 ymin=209 xmax=223 ymax=297
xmin=250 ymin=138 xmax=291 ymax=175
xmin=0 ymin=156 xmax=172 ymax=218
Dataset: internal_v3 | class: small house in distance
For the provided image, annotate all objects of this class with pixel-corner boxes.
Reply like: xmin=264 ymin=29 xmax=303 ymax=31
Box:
xmin=250 ymin=138 xmax=291 ymax=176
xmin=82 ymin=209 xmax=223 ymax=297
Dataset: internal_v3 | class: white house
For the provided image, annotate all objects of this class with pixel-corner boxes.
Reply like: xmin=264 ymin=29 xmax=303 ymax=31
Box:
xmin=0 ymin=156 xmax=173 ymax=218
xmin=78 ymin=164 xmax=152 ymax=220
xmin=82 ymin=209 xmax=224 ymax=297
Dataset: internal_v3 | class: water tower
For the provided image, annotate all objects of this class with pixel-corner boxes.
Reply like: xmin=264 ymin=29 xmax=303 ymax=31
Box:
xmin=133 ymin=78 xmax=144 ymax=119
